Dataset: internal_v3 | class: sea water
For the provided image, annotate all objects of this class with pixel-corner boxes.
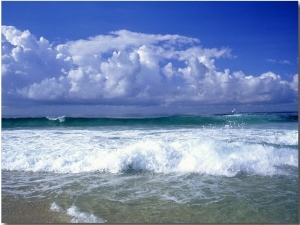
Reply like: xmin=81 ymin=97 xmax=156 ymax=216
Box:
xmin=1 ymin=113 xmax=298 ymax=223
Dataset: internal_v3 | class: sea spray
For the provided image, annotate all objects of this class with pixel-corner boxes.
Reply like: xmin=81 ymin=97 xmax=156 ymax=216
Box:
xmin=2 ymin=127 xmax=297 ymax=176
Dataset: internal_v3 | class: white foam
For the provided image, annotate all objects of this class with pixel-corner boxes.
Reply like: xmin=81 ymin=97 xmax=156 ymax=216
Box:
xmin=50 ymin=202 xmax=106 ymax=223
xmin=2 ymin=127 xmax=298 ymax=176
xmin=46 ymin=115 xmax=66 ymax=122
xmin=67 ymin=205 xmax=106 ymax=223
xmin=50 ymin=202 xmax=62 ymax=212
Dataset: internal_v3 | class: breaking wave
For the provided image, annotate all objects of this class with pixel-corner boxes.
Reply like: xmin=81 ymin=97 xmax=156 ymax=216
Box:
xmin=2 ymin=127 xmax=297 ymax=177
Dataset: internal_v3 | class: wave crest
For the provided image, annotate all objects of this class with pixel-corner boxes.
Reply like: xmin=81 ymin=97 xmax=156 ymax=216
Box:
xmin=2 ymin=128 xmax=297 ymax=176
xmin=46 ymin=115 xmax=66 ymax=122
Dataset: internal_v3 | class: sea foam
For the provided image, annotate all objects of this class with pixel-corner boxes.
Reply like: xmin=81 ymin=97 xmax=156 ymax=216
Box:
xmin=46 ymin=115 xmax=66 ymax=122
xmin=2 ymin=128 xmax=298 ymax=177
xmin=50 ymin=202 xmax=106 ymax=223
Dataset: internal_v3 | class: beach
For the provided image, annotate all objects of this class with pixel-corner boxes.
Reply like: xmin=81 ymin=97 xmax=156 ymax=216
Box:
xmin=2 ymin=2 xmax=298 ymax=223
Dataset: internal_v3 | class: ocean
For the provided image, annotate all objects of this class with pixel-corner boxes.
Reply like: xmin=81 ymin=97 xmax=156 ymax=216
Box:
xmin=1 ymin=112 xmax=298 ymax=223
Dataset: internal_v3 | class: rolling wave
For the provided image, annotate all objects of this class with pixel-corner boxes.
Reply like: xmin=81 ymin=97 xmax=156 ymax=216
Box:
xmin=2 ymin=127 xmax=297 ymax=176
xmin=2 ymin=112 xmax=298 ymax=128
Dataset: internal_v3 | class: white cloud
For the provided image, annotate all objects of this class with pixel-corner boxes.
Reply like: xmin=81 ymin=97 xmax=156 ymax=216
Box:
xmin=267 ymin=59 xmax=292 ymax=65
xmin=290 ymin=74 xmax=298 ymax=92
xmin=2 ymin=26 xmax=298 ymax=108
xmin=280 ymin=60 xmax=292 ymax=65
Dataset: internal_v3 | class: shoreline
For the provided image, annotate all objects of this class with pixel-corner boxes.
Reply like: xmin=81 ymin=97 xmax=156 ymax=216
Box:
xmin=2 ymin=197 xmax=72 ymax=224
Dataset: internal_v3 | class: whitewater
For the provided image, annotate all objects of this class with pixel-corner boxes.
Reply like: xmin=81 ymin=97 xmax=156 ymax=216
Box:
xmin=1 ymin=113 xmax=298 ymax=223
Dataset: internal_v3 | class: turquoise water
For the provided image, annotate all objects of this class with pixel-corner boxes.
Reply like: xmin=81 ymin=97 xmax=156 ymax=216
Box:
xmin=2 ymin=113 xmax=298 ymax=128
xmin=2 ymin=112 xmax=298 ymax=223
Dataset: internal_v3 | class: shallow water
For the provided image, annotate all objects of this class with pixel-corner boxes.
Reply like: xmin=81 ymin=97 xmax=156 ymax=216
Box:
xmin=2 ymin=169 xmax=298 ymax=223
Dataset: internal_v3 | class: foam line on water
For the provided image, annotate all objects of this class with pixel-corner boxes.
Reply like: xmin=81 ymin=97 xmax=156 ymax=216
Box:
xmin=2 ymin=128 xmax=298 ymax=176
xmin=50 ymin=202 xmax=106 ymax=223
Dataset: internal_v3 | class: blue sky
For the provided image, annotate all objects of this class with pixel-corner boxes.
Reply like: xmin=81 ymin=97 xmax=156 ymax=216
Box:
xmin=1 ymin=1 xmax=298 ymax=116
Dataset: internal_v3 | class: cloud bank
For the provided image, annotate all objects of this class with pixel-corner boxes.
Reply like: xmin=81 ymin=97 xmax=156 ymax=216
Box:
xmin=2 ymin=26 xmax=298 ymax=109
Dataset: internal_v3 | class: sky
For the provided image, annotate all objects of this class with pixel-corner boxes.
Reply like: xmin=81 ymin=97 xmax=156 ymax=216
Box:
xmin=1 ymin=1 xmax=298 ymax=117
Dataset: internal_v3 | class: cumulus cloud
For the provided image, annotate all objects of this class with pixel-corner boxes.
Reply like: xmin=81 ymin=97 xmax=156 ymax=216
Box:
xmin=2 ymin=26 xmax=298 ymax=108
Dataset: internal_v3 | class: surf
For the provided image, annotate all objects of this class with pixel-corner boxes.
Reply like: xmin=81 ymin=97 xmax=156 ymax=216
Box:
xmin=2 ymin=127 xmax=297 ymax=176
